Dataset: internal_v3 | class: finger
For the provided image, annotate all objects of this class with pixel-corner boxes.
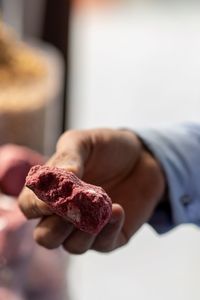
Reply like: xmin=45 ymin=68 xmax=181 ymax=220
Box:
xmin=63 ymin=230 xmax=96 ymax=255
xmin=18 ymin=187 xmax=52 ymax=219
xmin=18 ymin=130 xmax=92 ymax=219
xmin=48 ymin=130 xmax=92 ymax=178
xmin=47 ymin=152 xmax=84 ymax=178
xmin=92 ymin=204 xmax=126 ymax=253
xmin=34 ymin=215 xmax=74 ymax=249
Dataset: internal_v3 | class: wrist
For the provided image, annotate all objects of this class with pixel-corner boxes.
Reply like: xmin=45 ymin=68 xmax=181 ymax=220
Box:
xmin=133 ymin=132 xmax=166 ymax=202
xmin=120 ymin=128 xmax=166 ymax=202
xmin=151 ymin=152 xmax=166 ymax=204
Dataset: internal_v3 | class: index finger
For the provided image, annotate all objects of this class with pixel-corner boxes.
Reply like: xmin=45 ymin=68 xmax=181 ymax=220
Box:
xmin=18 ymin=186 xmax=52 ymax=219
xmin=18 ymin=130 xmax=92 ymax=219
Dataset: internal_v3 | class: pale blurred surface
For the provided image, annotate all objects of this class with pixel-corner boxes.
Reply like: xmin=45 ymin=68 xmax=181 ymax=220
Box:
xmin=68 ymin=2 xmax=200 ymax=300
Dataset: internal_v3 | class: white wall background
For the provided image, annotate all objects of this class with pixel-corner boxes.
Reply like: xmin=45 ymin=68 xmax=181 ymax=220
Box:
xmin=68 ymin=2 xmax=200 ymax=300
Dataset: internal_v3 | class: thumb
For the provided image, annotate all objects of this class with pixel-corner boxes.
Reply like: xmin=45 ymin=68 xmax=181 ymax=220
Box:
xmin=47 ymin=151 xmax=84 ymax=178
xmin=47 ymin=130 xmax=92 ymax=178
xmin=18 ymin=151 xmax=84 ymax=220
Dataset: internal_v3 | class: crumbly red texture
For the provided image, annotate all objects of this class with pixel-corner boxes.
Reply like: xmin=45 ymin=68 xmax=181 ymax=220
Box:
xmin=26 ymin=165 xmax=112 ymax=234
xmin=0 ymin=144 xmax=44 ymax=196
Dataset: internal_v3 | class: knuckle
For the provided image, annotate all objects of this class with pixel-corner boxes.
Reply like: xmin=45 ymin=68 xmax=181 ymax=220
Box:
xmin=18 ymin=189 xmax=41 ymax=219
xmin=92 ymin=241 xmax=114 ymax=253
xmin=34 ymin=231 xmax=58 ymax=250
xmin=50 ymin=151 xmax=73 ymax=166
xmin=63 ymin=243 xmax=88 ymax=255
xmin=29 ymin=203 xmax=40 ymax=218
xmin=18 ymin=200 xmax=27 ymax=217
xmin=121 ymin=228 xmax=131 ymax=245
xmin=19 ymin=199 xmax=34 ymax=219
xmin=18 ymin=193 xmax=28 ymax=215
xmin=56 ymin=130 xmax=80 ymax=150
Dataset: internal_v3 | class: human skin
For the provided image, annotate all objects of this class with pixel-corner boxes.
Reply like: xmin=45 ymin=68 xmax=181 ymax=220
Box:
xmin=19 ymin=128 xmax=165 ymax=254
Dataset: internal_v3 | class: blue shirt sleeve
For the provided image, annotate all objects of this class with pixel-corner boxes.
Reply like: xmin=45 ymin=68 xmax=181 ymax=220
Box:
xmin=135 ymin=123 xmax=200 ymax=233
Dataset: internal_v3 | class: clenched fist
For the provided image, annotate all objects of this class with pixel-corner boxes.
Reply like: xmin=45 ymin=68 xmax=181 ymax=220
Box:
xmin=19 ymin=128 xmax=165 ymax=254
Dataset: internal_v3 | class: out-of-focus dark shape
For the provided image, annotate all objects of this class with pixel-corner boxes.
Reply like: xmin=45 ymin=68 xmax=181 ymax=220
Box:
xmin=41 ymin=0 xmax=71 ymax=131
xmin=42 ymin=0 xmax=71 ymax=61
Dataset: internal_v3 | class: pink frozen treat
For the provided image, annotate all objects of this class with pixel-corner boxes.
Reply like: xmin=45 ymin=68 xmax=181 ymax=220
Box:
xmin=26 ymin=165 xmax=112 ymax=234
xmin=0 ymin=144 xmax=44 ymax=196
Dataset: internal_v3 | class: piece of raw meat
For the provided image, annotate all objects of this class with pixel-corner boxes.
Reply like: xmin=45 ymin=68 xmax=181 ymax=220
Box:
xmin=26 ymin=165 xmax=112 ymax=234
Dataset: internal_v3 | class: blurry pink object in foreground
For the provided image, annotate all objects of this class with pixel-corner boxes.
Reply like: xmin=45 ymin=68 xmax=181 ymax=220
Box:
xmin=0 ymin=144 xmax=44 ymax=196
xmin=0 ymin=194 xmax=30 ymax=263
xmin=0 ymin=144 xmax=68 ymax=299
xmin=0 ymin=193 xmax=67 ymax=300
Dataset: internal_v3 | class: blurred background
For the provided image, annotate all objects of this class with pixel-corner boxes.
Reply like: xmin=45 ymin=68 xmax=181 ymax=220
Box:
xmin=1 ymin=0 xmax=200 ymax=299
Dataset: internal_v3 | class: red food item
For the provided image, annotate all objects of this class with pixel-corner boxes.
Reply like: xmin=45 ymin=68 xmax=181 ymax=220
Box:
xmin=0 ymin=144 xmax=44 ymax=196
xmin=26 ymin=165 xmax=112 ymax=234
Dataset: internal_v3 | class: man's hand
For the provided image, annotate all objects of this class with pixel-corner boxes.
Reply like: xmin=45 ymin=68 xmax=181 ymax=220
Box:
xmin=19 ymin=128 xmax=165 ymax=254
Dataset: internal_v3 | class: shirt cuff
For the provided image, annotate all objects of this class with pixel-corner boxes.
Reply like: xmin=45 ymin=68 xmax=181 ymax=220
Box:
xmin=134 ymin=125 xmax=200 ymax=233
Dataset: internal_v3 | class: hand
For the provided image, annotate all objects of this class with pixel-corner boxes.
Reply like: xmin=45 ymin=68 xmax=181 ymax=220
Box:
xmin=19 ymin=128 xmax=165 ymax=254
